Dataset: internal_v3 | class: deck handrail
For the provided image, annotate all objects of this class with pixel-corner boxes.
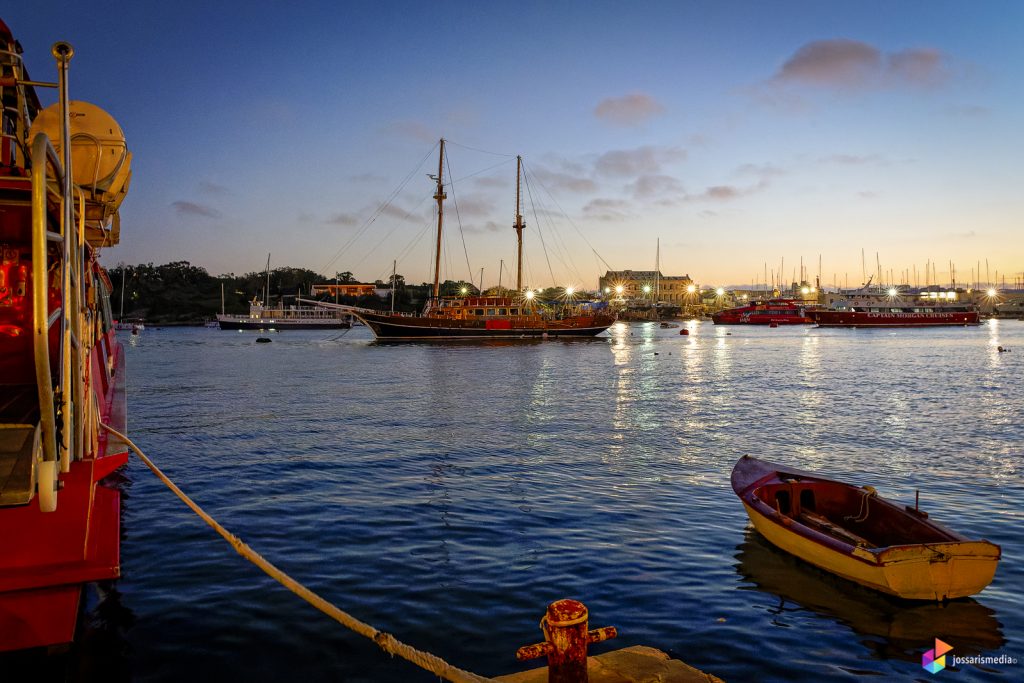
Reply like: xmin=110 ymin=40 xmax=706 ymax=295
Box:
xmin=30 ymin=132 xmax=65 ymax=467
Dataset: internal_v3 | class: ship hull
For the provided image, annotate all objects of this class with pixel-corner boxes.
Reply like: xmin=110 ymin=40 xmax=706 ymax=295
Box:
xmin=217 ymin=318 xmax=351 ymax=330
xmin=711 ymin=299 xmax=813 ymax=325
xmin=0 ymin=334 xmax=129 ymax=651
xmin=355 ymin=311 xmax=614 ymax=340
xmin=811 ymin=310 xmax=980 ymax=327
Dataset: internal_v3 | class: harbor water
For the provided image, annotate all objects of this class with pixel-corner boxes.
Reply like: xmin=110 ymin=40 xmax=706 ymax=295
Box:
xmin=56 ymin=322 xmax=1024 ymax=680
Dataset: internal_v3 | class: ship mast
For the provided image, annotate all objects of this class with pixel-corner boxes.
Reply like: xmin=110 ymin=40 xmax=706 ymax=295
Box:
xmin=431 ymin=139 xmax=446 ymax=299
xmin=514 ymin=155 xmax=525 ymax=292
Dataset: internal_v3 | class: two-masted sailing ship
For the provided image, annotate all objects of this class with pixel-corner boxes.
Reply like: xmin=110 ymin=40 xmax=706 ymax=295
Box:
xmin=337 ymin=140 xmax=615 ymax=340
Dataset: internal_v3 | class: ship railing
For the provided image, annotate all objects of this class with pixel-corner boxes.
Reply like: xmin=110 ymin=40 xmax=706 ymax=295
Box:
xmin=30 ymin=133 xmax=65 ymax=475
xmin=30 ymin=126 xmax=90 ymax=512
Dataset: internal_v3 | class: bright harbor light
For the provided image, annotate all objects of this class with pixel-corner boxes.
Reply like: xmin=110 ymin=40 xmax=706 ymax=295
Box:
xmin=887 ymin=287 xmax=898 ymax=297
xmin=987 ymin=288 xmax=997 ymax=297
xmin=460 ymin=287 xmax=468 ymax=295
xmin=716 ymin=287 xmax=725 ymax=296
xmin=615 ymin=285 xmax=624 ymax=294
xmin=565 ymin=286 xmax=575 ymax=296
xmin=686 ymin=284 xmax=696 ymax=293
xmin=642 ymin=285 xmax=651 ymax=294
xmin=801 ymin=287 xmax=809 ymax=295
xmin=525 ymin=290 xmax=535 ymax=300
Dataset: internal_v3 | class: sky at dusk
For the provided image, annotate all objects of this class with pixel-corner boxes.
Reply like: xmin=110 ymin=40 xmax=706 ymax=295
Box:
xmin=6 ymin=1 xmax=1023 ymax=290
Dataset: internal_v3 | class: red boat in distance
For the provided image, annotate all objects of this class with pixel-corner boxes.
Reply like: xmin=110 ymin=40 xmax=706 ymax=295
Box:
xmin=712 ymin=298 xmax=813 ymax=325
xmin=809 ymin=303 xmax=981 ymax=328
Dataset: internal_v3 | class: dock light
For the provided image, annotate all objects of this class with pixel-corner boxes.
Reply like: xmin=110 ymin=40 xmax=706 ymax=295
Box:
xmin=686 ymin=284 xmax=696 ymax=294
xmin=604 ymin=287 xmax=610 ymax=294
xmin=565 ymin=286 xmax=575 ymax=296
xmin=811 ymin=287 xmax=817 ymax=293
xmin=525 ymin=290 xmax=535 ymax=300
xmin=987 ymin=288 xmax=997 ymax=297
xmin=801 ymin=287 xmax=809 ymax=295
xmin=716 ymin=287 xmax=725 ymax=296
xmin=615 ymin=285 xmax=624 ymax=294
xmin=642 ymin=285 xmax=651 ymax=293
xmin=460 ymin=287 xmax=468 ymax=295
xmin=887 ymin=288 xmax=898 ymax=297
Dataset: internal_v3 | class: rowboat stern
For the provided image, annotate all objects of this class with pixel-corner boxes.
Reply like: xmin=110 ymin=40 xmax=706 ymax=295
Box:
xmin=876 ymin=541 xmax=1001 ymax=601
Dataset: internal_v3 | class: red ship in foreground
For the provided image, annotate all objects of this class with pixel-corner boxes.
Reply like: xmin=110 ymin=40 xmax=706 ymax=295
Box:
xmin=711 ymin=298 xmax=813 ymax=325
xmin=0 ymin=19 xmax=132 ymax=651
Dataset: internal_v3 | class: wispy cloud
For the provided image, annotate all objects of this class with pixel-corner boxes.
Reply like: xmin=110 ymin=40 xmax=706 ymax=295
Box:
xmin=198 ymin=180 xmax=229 ymax=195
xmin=887 ymin=48 xmax=947 ymax=87
xmin=451 ymin=195 xmax=493 ymax=218
xmin=350 ymin=172 xmax=387 ymax=183
xmin=735 ymin=163 xmax=786 ymax=179
xmin=325 ymin=212 xmax=358 ymax=226
xmin=686 ymin=181 xmax=768 ymax=202
xmin=819 ymin=153 xmax=888 ymax=166
xmin=378 ymin=203 xmax=423 ymax=222
xmin=380 ymin=120 xmax=436 ymax=143
xmin=531 ymin=167 xmax=598 ymax=193
xmin=627 ymin=174 xmax=684 ymax=199
xmin=594 ymin=93 xmax=665 ymax=126
xmin=474 ymin=175 xmax=507 ymax=189
xmin=769 ymin=39 xmax=950 ymax=91
xmin=775 ymin=39 xmax=881 ymax=88
xmin=172 ymin=201 xmax=221 ymax=219
xmin=463 ymin=220 xmax=505 ymax=234
xmin=582 ymin=198 xmax=631 ymax=221
xmin=946 ymin=104 xmax=990 ymax=118
xmin=595 ymin=145 xmax=686 ymax=177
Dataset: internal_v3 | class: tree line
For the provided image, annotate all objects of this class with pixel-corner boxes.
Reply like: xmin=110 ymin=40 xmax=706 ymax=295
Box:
xmin=108 ymin=261 xmax=484 ymax=323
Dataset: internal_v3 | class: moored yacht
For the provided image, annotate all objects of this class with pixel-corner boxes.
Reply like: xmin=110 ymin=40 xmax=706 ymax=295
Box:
xmin=712 ymin=298 xmax=813 ymax=325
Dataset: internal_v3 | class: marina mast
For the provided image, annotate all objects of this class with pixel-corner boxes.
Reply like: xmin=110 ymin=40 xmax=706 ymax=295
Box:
xmin=514 ymin=155 xmax=525 ymax=292
xmin=432 ymin=139 xmax=446 ymax=299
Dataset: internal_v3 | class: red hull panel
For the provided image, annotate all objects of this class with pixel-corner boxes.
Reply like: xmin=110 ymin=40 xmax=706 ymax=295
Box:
xmin=812 ymin=310 xmax=980 ymax=327
xmin=0 ymin=586 xmax=81 ymax=651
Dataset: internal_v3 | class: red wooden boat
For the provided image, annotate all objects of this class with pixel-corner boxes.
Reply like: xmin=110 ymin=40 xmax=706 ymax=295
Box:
xmin=0 ymin=18 xmax=132 ymax=650
xmin=711 ymin=298 xmax=812 ymax=325
xmin=809 ymin=303 xmax=980 ymax=327
xmin=731 ymin=456 xmax=1000 ymax=600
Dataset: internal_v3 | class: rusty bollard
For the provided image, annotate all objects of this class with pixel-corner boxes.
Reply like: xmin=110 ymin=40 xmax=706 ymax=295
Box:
xmin=515 ymin=599 xmax=617 ymax=683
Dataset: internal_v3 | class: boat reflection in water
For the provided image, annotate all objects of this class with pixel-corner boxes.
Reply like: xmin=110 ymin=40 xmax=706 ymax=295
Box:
xmin=734 ymin=531 xmax=1005 ymax=662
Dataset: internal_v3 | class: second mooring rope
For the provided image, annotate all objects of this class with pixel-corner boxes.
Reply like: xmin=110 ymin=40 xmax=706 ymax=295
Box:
xmin=99 ymin=422 xmax=493 ymax=683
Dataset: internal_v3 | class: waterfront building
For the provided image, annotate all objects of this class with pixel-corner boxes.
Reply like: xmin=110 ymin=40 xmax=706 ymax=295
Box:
xmin=598 ymin=270 xmax=696 ymax=305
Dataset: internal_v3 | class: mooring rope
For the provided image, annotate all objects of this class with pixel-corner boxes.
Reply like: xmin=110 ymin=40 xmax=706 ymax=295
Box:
xmin=99 ymin=422 xmax=493 ymax=683
xmin=844 ymin=486 xmax=877 ymax=523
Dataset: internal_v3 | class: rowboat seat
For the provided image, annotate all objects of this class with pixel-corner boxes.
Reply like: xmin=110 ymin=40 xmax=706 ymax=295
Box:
xmin=798 ymin=510 xmax=876 ymax=548
xmin=0 ymin=423 xmax=40 ymax=506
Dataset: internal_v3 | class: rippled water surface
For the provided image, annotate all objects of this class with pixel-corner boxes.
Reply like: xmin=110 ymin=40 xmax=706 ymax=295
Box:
xmin=51 ymin=322 xmax=1024 ymax=680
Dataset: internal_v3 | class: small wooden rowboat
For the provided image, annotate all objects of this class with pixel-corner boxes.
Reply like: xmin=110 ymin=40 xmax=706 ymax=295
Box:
xmin=731 ymin=456 xmax=1001 ymax=600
